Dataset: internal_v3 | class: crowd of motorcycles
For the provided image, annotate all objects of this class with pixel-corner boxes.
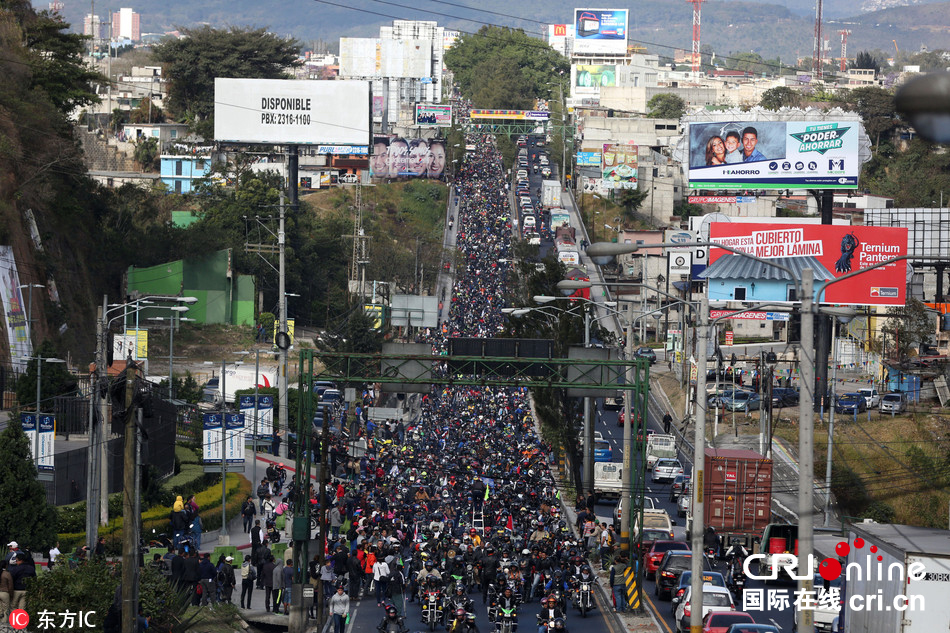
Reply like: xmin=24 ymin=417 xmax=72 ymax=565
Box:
xmin=372 ymin=133 xmax=598 ymax=633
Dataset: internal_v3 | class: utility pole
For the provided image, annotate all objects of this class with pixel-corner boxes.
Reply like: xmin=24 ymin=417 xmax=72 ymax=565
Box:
xmin=620 ymin=319 xmax=633 ymax=553
xmin=86 ymin=304 xmax=104 ymax=551
xmin=121 ymin=363 xmax=138 ymax=633
xmin=798 ymin=273 xmax=816 ymax=633
xmin=689 ymin=294 xmax=709 ymax=633
xmin=219 ymin=361 xmax=229 ymax=546
xmin=99 ymin=295 xmax=109 ymax=527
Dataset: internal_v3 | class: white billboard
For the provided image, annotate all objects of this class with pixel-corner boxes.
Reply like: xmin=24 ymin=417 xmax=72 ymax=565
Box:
xmin=339 ymin=38 xmax=433 ymax=79
xmin=573 ymin=9 xmax=628 ymax=55
xmin=214 ymin=78 xmax=371 ymax=146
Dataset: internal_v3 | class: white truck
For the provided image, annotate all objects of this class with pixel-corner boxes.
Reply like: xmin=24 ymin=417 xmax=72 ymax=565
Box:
xmin=646 ymin=433 xmax=677 ymax=470
xmin=843 ymin=521 xmax=950 ymax=633
xmin=200 ymin=364 xmax=277 ymax=407
xmin=593 ymin=461 xmax=623 ymax=500
xmin=541 ymin=180 xmax=561 ymax=209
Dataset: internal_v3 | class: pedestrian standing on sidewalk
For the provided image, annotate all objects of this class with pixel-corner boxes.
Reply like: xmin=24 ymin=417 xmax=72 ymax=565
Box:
xmin=610 ymin=555 xmax=629 ymax=613
xmin=262 ymin=555 xmax=277 ymax=612
xmin=242 ymin=496 xmax=257 ymax=533
xmin=240 ymin=554 xmax=256 ymax=609
xmin=198 ymin=553 xmax=217 ymax=607
xmin=281 ymin=559 xmax=294 ymax=614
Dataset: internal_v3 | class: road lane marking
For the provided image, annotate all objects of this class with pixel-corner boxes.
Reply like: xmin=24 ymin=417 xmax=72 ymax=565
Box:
xmin=770 ymin=618 xmax=783 ymax=630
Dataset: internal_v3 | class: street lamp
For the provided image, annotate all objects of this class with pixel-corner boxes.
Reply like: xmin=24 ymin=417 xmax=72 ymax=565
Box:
xmin=18 ymin=283 xmax=44 ymax=347
xmin=586 ymin=240 xmax=805 ymax=631
xmin=28 ymin=354 xmax=66 ymax=476
xmin=147 ymin=306 xmax=191 ymax=400
xmin=820 ymin=307 xmax=856 ymax=528
xmin=513 ymin=296 xmax=625 ymax=497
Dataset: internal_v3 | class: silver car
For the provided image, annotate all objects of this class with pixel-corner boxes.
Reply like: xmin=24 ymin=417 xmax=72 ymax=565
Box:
xmin=879 ymin=392 xmax=907 ymax=414
xmin=652 ymin=458 xmax=684 ymax=483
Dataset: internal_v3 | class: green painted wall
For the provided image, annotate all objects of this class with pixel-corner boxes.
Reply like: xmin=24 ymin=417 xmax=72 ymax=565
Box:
xmin=127 ymin=249 xmax=255 ymax=326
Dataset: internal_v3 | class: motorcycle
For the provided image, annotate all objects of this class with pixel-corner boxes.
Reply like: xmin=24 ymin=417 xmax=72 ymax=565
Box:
xmin=495 ymin=606 xmax=517 ymax=633
xmin=464 ymin=564 xmax=476 ymax=591
xmin=421 ymin=590 xmax=443 ymax=631
xmin=704 ymin=547 xmax=718 ymax=567
xmin=575 ymin=581 xmax=593 ymax=617
xmin=726 ymin=561 xmax=746 ymax=602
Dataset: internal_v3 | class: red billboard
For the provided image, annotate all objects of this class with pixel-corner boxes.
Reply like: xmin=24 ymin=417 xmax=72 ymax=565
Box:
xmin=704 ymin=223 xmax=908 ymax=306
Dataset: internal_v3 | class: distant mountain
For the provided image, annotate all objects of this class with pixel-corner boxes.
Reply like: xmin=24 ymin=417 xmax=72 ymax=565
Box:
xmin=39 ymin=0 xmax=949 ymax=66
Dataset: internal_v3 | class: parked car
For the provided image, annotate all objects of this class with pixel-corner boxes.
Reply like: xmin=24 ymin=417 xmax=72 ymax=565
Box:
xmin=880 ymin=392 xmax=907 ymax=414
xmin=708 ymin=388 xmax=746 ymax=409
xmin=834 ymin=392 xmax=867 ymax=414
xmin=646 ymin=540 xmax=691 ymax=580
xmin=671 ymin=571 xmax=727 ymax=613
xmin=857 ymin=387 xmax=881 ymax=408
xmin=635 ymin=347 xmax=657 ymax=364
xmin=723 ymin=391 xmax=761 ymax=413
xmin=771 ymin=387 xmax=799 ymax=408
xmin=653 ymin=458 xmax=685 ymax=483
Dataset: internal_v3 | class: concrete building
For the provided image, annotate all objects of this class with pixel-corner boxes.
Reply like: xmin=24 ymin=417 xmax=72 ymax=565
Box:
xmin=83 ymin=14 xmax=103 ymax=39
xmin=111 ymin=8 xmax=141 ymax=42
xmin=160 ymin=154 xmax=212 ymax=194
xmin=339 ymin=20 xmax=447 ymax=132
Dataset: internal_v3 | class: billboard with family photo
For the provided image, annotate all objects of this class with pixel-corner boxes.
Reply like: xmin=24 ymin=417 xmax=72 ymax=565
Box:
xmin=687 ymin=120 xmax=860 ymax=190
xmin=370 ymin=136 xmax=448 ymax=180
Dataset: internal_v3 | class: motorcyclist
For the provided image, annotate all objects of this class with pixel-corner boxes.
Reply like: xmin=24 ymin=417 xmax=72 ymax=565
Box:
xmin=724 ymin=537 xmax=749 ymax=564
xmin=536 ymin=596 xmax=565 ymax=633
xmin=377 ymin=605 xmax=408 ymax=633
xmin=447 ymin=584 xmax=475 ymax=616
xmin=447 ymin=608 xmax=479 ymax=633
xmin=490 ymin=585 xmax=520 ymax=626
xmin=704 ymin=526 xmax=721 ymax=558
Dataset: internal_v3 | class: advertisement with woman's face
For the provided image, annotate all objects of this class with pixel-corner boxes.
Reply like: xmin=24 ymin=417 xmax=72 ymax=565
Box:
xmin=427 ymin=141 xmax=446 ymax=178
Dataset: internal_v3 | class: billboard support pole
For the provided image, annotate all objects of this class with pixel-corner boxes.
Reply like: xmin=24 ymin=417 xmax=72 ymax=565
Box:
xmin=814 ymin=189 xmax=834 ymax=411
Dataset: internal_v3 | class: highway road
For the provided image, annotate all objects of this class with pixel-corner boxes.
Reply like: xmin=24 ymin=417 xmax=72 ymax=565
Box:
xmin=593 ymin=395 xmax=801 ymax=633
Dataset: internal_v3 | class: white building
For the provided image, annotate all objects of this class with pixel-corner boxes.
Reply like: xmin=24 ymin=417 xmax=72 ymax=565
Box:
xmin=339 ymin=20 xmax=447 ymax=131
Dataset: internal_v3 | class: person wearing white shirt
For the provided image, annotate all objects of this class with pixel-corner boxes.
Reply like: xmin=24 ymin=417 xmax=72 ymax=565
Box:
xmin=372 ymin=558 xmax=391 ymax=606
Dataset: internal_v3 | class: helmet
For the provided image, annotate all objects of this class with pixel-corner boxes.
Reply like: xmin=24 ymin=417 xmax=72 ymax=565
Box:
xmin=545 ymin=595 xmax=556 ymax=605
xmin=466 ymin=613 xmax=476 ymax=622
xmin=425 ymin=561 xmax=434 ymax=570
xmin=554 ymin=617 xmax=566 ymax=630
xmin=470 ymin=528 xmax=477 ymax=535
xmin=456 ymin=608 xmax=466 ymax=618
xmin=386 ymin=605 xmax=397 ymax=615
xmin=581 ymin=565 xmax=592 ymax=575
xmin=456 ymin=585 xmax=465 ymax=595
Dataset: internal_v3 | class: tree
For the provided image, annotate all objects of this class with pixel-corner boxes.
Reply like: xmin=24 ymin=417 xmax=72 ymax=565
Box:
xmin=444 ymin=26 xmax=569 ymax=105
xmin=0 ymin=420 xmax=59 ymax=552
xmin=647 ymin=93 xmax=685 ymax=119
xmin=759 ymin=86 xmax=803 ymax=110
xmin=133 ymin=137 xmax=159 ymax=171
xmin=618 ymin=188 xmax=649 ymax=224
xmin=882 ymin=298 xmax=934 ymax=363
xmin=22 ymin=11 xmax=104 ymax=115
xmin=152 ymin=26 xmax=301 ymax=138
xmin=853 ymin=50 xmax=879 ymax=71
xmin=834 ymin=86 xmax=898 ymax=147
xmin=128 ymin=97 xmax=164 ymax=124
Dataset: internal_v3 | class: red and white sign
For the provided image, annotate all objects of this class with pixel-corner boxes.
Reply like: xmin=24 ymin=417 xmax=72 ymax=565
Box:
xmin=707 ymin=223 xmax=908 ymax=306
xmin=725 ymin=331 xmax=734 ymax=345
xmin=689 ymin=196 xmax=736 ymax=204
xmin=725 ymin=471 xmax=737 ymax=483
